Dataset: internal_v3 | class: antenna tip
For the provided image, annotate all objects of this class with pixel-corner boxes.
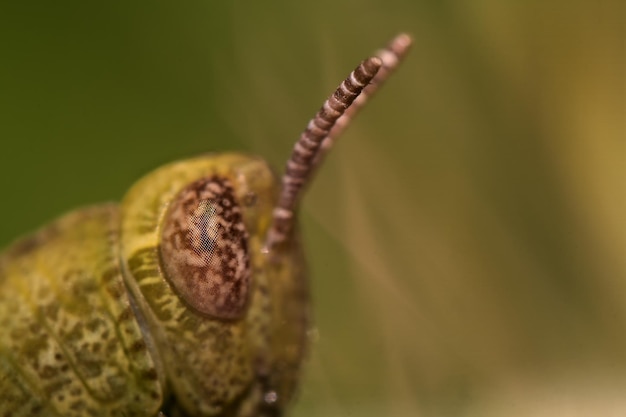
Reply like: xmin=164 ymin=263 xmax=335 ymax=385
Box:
xmin=391 ymin=33 xmax=413 ymax=55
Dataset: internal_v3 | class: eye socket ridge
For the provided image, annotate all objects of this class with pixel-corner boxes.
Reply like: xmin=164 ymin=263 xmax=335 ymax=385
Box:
xmin=159 ymin=176 xmax=251 ymax=320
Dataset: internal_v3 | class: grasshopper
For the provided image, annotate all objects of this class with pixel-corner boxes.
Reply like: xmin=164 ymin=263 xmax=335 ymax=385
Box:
xmin=0 ymin=34 xmax=411 ymax=417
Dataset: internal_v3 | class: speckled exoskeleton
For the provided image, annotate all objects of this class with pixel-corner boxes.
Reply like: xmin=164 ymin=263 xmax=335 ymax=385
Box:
xmin=0 ymin=34 xmax=411 ymax=417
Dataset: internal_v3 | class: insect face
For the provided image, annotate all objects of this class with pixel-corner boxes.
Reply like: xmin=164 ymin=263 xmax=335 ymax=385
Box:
xmin=120 ymin=154 xmax=307 ymax=416
xmin=0 ymin=34 xmax=412 ymax=417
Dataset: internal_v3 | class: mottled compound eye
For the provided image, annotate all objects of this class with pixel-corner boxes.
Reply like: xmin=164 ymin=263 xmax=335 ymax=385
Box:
xmin=159 ymin=176 xmax=250 ymax=319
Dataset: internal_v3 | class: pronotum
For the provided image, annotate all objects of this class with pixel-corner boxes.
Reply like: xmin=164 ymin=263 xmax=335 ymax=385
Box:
xmin=0 ymin=34 xmax=411 ymax=417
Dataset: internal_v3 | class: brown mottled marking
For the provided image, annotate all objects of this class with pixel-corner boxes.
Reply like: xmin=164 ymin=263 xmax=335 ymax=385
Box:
xmin=132 ymin=268 xmax=161 ymax=281
xmin=127 ymin=247 xmax=158 ymax=272
xmin=129 ymin=339 xmax=147 ymax=354
xmin=2 ymin=225 xmax=59 ymax=260
xmin=116 ymin=307 xmax=134 ymax=324
xmin=159 ymin=176 xmax=250 ymax=319
xmin=6 ymin=235 xmax=42 ymax=258
xmin=100 ymin=266 xmax=119 ymax=284
xmin=141 ymin=368 xmax=159 ymax=381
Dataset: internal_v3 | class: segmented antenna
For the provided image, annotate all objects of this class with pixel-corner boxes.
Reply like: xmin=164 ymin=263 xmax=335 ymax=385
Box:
xmin=314 ymin=33 xmax=413 ymax=167
xmin=265 ymin=33 xmax=412 ymax=250
xmin=265 ymin=57 xmax=381 ymax=249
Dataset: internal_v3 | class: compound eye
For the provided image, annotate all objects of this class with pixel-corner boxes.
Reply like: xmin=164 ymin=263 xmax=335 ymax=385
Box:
xmin=159 ymin=176 xmax=250 ymax=319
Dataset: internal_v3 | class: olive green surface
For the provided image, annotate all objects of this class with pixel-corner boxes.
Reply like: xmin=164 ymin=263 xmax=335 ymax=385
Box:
xmin=118 ymin=154 xmax=308 ymax=416
xmin=0 ymin=154 xmax=309 ymax=416
xmin=0 ymin=1 xmax=624 ymax=416
xmin=0 ymin=205 xmax=163 ymax=416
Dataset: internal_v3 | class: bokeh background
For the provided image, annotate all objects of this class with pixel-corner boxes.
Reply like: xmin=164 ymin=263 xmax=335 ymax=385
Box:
xmin=1 ymin=1 xmax=624 ymax=416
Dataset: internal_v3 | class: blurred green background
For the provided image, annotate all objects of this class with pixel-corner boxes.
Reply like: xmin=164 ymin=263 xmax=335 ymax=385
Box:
xmin=0 ymin=1 xmax=624 ymax=416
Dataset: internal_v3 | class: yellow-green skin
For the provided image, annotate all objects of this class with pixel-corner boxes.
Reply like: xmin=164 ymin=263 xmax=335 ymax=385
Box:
xmin=0 ymin=154 xmax=310 ymax=416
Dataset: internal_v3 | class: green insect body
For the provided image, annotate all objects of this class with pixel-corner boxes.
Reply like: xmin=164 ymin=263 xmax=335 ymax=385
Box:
xmin=0 ymin=155 xmax=307 ymax=416
xmin=0 ymin=34 xmax=411 ymax=417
